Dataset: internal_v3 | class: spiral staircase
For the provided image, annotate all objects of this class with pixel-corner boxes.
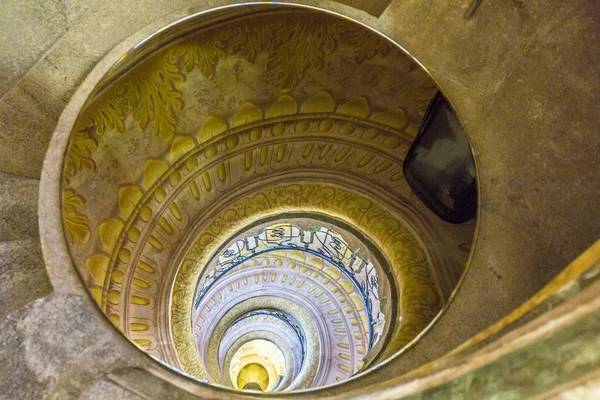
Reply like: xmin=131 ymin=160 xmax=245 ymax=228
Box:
xmin=1 ymin=1 xmax=599 ymax=399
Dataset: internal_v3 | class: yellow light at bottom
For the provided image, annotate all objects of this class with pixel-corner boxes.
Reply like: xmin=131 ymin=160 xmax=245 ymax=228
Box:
xmin=237 ymin=363 xmax=269 ymax=391
xmin=230 ymin=339 xmax=285 ymax=392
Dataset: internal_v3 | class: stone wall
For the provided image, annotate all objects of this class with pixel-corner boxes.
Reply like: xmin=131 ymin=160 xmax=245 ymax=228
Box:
xmin=0 ymin=0 xmax=599 ymax=398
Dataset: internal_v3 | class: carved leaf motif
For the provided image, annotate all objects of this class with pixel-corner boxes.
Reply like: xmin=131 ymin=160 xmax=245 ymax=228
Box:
xmin=371 ymin=108 xmax=407 ymax=130
xmin=127 ymin=53 xmax=184 ymax=141
xmin=344 ymin=27 xmax=394 ymax=64
xmin=63 ymin=189 xmax=91 ymax=244
xmin=118 ymin=185 xmax=143 ymax=219
xmin=143 ymin=159 xmax=169 ymax=190
xmin=77 ymin=84 xmax=130 ymax=135
xmin=69 ymin=16 xmax=413 ymax=173
xmin=65 ymin=131 xmax=98 ymax=178
xmin=267 ymin=17 xmax=345 ymax=92
xmin=75 ymin=36 xmax=227 ymax=144
xmin=169 ymin=136 xmax=197 ymax=163
xmin=228 ymin=22 xmax=276 ymax=63
xmin=172 ymin=34 xmax=227 ymax=79
xmin=337 ymin=97 xmax=370 ymax=118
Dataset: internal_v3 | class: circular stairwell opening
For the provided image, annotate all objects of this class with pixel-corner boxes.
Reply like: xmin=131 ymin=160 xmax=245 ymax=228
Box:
xmin=57 ymin=2 xmax=478 ymax=393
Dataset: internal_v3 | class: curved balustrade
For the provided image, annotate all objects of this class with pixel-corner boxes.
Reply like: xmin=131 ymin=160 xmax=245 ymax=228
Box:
xmin=52 ymin=2 xmax=475 ymax=393
xmin=195 ymin=223 xmax=385 ymax=349
xmin=230 ymin=310 xmax=307 ymax=365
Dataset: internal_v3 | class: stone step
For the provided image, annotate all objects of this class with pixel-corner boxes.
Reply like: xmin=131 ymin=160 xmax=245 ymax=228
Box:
xmin=0 ymin=237 xmax=52 ymax=320
xmin=0 ymin=172 xmax=40 ymax=241
xmin=0 ymin=292 xmax=144 ymax=400
xmin=78 ymin=378 xmax=144 ymax=400
xmin=0 ymin=78 xmax=66 ymax=178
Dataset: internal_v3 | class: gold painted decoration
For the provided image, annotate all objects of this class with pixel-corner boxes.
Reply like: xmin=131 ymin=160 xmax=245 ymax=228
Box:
xmin=143 ymin=159 xmax=170 ymax=190
xmin=128 ymin=54 xmax=184 ymax=141
xmin=173 ymin=34 xmax=228 ymax=79
xmin=63 ymin=189 xmax=91 ymax=244
xmin=65 ymin=13 xmax=409 ymax=180
xmin=98 ymin=219 xmax=125 ymax=253
xmin=301 ymin=91 xmax=336 ymax=114
xmin=170 ymin=183 xmax=442 ymax=375
xmin=59 ymin=6 xmax=474 ymax=390
xmin=337 ymin=97 xmax=370 ymax=118
xmin=169 ymin=136 xmax=197 ymax=163
xmin=86 ymin=254 xmax=110 ymax=283
xmin=65 ymin=131 xmax=98 ymax=178
xmin=198 ymin=116 xmax=228 ymax=143
xmin=267 ymin=95 xmax=298 ymax=118
xmin=228 ymin=22 xmax=276 ymax=63
xmin=344 ymin=26 xmax=395 ymax=64
xmin=233 ymin=102 xmax=263 ymax=127
xmin=118 ymin=185 xmax=144 ymax=219
xmin=266 ymin=16 xmax=344 ymax=92
xmin=78 ymin=89 xmax=416 ymax=281
xmin=78 ymin=85 xmax=129 ymax=136
xmin=371 ymin=108 xmax=408 ymax=131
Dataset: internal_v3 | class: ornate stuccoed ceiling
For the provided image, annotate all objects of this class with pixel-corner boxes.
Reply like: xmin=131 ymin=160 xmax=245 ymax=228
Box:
xmin=60 ymin=6 xmax=474 ymax=391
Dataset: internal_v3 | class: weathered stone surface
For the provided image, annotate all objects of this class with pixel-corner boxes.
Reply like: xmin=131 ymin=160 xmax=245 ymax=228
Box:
xmin=337 ymin=0 xmax=600 ymax=391
xmin=108 ymin=369 xmax=201 ymax=400
xmin=476 ymin=0 xmax=600 ymax=269
xmin=0 ymin=0 xmax=97 ymax=96
xmin=341 ymin=0 xmax=391 ymax=16
xmin=0 ymin=238 xmax=52 ymax=320
xmin=379 ymin=0 xmax=557 ymax=99
xmin=78 ymin=378 xmax=144 ymax=400
xmin=0 ymin=0 xmax=67 ymax=97
xmin=0 ymin=0 xmax=599 ymax=398
xmin=0 ymin=78 xmax=66 ymax=178
xmin=0 ymin=173 xmax=39 ymax=241
xmin=0 ymin=293 xmax=143 ymax=400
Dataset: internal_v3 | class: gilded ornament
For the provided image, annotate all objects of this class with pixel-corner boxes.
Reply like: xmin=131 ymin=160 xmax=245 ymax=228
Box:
xmin=66 ymin=15 xmax=419 ymax=182
xmin=344 ymin=26 xmax=394 ymax=63
xmin=267 ymin=95 xmax=298 ymax=118
xmin=86 ymin=254 xmax=110 ymax=283
xmin=173 ymin=36 xmax=227 ymax=79
xmin=266 ymin=16 xmax=344 ymax=91
xmin=169 ymin=182 xmax=441 ymax=374
xmin=169 ymin=136 xmax=197 ymax=163
xmin=128 ymin=53 xmax=184 ymax=141
xmin=228 ymin=22 xmax=276 ymax=63
xmin=198 ymin=115 xmax=228 ymax=143
xmin=63 ymin=189 xmax=91 ymax=244
xmin=77 ymin=84 xmax=129 ymax=135
xmin=233 ymin=102 xmax=263 ymax=127
xmin=59 ymin=10 xmax=473 ymax=383
xmin=98 ymin=218 xmax=124 ymax=253
xmin=118 ymin=185 xmax=143 ymax=219
xmin=65 ymin=131 xmax=98 ymax=178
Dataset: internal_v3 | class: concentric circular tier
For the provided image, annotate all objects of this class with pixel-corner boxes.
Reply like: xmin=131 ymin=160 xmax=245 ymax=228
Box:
xmin=59 ymin=3 xmax=475 ymax=392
